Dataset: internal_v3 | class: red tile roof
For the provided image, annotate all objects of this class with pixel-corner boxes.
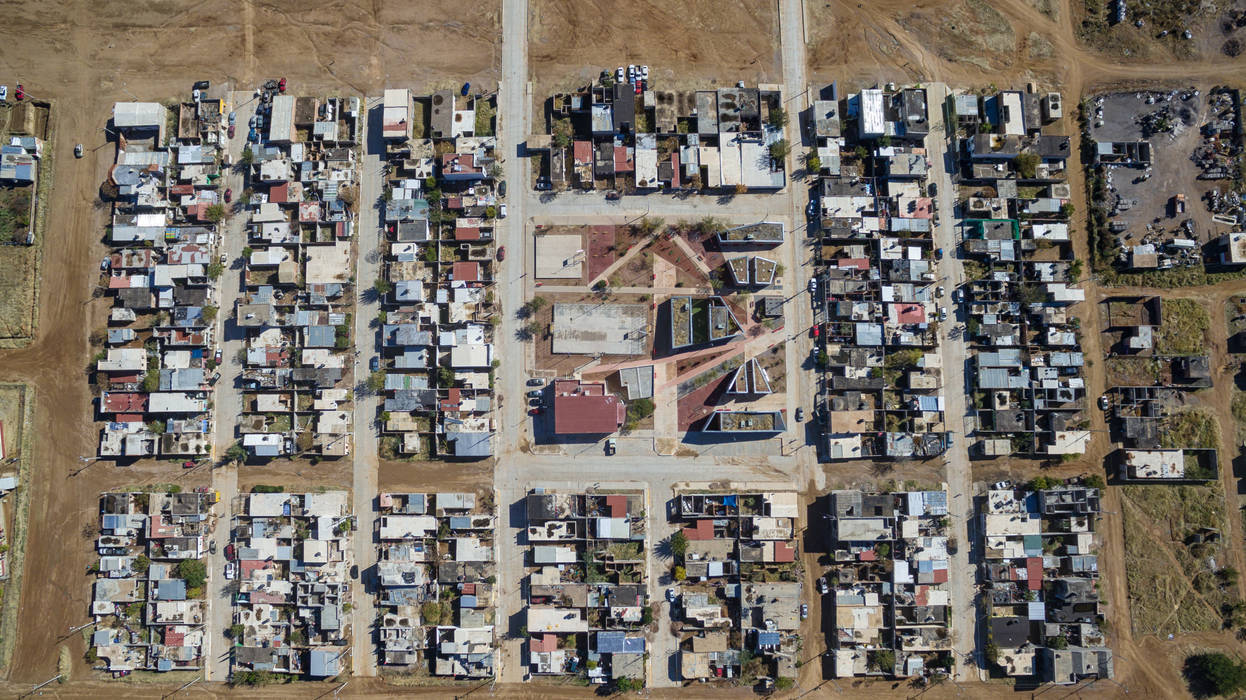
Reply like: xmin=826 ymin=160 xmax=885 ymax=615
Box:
xmin=169 ymin=184 xmax=194 ymax=196
xmin=893 ymin=302 xmax=926 ymax=325
xmin=858 ymin=549 xmax=877 ymax=561
xmin=838 ymin=258 xmax=871 ymax=270
xmin=682 ymin=519 xmax=714 ymax=541
xmin=931 ymin=568 xmax=949 ymax=584
xmin=613 ymin=146 xmax=634 ymax=173
xmin=102 ymin=393 xmax=148 ymax=414
xmin=1025 ymin=557 xmax=1042 ymax=591
xmin=455 ymin=226 xmax=481 ymax=241
xmin=269 ymin=182 xmax=290 ymax=204
xmin=773 ymin=541 xmax=796 ymax=563
xmin=451 ymin=262 xmax=480 ymax=282
xmin=240 ymin=560 xmax=274 ymax=580
xmin=163 ymin=629 xmax=186 ymax=647
xmin=553 ymin=380 xmax=625 ymax=435
xmin=670 ymin=152 xmax=681 ymax=188
xmin=573 ymin=141 xmax=592 ymax=164
xmin=531 ymin=634 xmax=558 ymax=653
xmin=606 ymin=494 xmax=627 ymax=518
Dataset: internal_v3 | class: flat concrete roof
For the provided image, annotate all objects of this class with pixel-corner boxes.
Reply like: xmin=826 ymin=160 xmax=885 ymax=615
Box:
xmin=552 ymin=303 xmax=648 ymax=355
xmin=535 ymin=234 xmax=584 ymax=279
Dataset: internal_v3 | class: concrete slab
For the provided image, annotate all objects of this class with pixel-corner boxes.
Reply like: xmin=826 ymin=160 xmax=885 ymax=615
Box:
xmin=535 ymin=234 xmax=584 ymax=279
xmin=553 ymin=303 xmax=648 ymax=355
xmin=306 ymin=241 xmax=352 ymax=284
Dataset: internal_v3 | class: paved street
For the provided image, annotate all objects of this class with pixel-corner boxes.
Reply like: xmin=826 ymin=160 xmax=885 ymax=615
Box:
xmin=925 ymin=82 xmax=980 ymax=682
xmin=204 ymin=91 xmax=259 ymax=682
xmin=349 ymin=95 xmax=385 ymax=678
xmin=495 ymin=0 xmax=531 ymax=682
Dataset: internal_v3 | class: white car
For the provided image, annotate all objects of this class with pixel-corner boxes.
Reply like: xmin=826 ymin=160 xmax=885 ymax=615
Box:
xmin=224 ymin=562 xmax=236 ymax=580
xmin=499 ymin=203 xmax=508 ymax=218
xmin=615 ymin=66 xmax=625 ymax=83
xmin=641 ymin=65 xmax=649 ymax=80
xmin=627 ymin=64 xmax=636 ymax=82
xmin=0 ymin=86 xmax=7 ymax=102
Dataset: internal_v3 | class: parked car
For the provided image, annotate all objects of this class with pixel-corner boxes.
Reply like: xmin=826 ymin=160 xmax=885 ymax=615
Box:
xmin=278 ymin=77 xmax=287 ymax=93
xmin=526 ymin=390 xmax=542 ymax=399
xmin=499 ymin=203 xmax=508 ymax=218
xmin=666 ymin=588 xmax=676 ymax=602
xmin=529 ymin=407 xmax=542 ymax=416
xmin=460 ymin=82 xmax=470 ymax=96
xmin=952 ymin=288 xmax=963 ymax=303
xmin=209 ymin=541 xmax=217 ymax=554
xmin=528 ymin=397 xmax=541 ymax=406
xmin=935 ymin=247 xmax=944 ymax=260
xmin=806 ymin=199 xmax=818 ymax=219
xmin=935 ymin=285 xmax=944 ymax=297
xmin=214 ymin=349 xmax=222 ymax=364
xmin=193 ymin=80 xmax=210 ymax=91
xmin=527 ymin=378 xmax=544 ymax=386
xmin=616 ymin=66 xmax=625 ymax=83
xmin=370 ymin=356 xmax=379 ymax=372
xmin=0 ymin=86 xmax=7 ymax=102
xmin=810 ymin=325 xmax=819 ymax=339
xmin=224 ymin=188 xmax=232 ymax=202
xmin=641 ymin=65 xmax=650 ymax=80
xmin=496 ymin=245 xmax=506 ymax=261
xmin=992 ymin=480 xmax=1012 ymax=490
xmin=14 ymin=84 xmax=24 ymax=101
xmin=228 ymin=111 xmax=237 ymax=125
xmin=627 ymin=64 xmax=636 ymax=82
xmin=74 ymin=144 xmax=84 ymax=158
xmin=224 ymin=543 xmax=235 ymax=561
xmin=1098 ymin=394 xmax=1110 ymax=410
xmin=796 ymin=407 xmax=804 ymax=422
xmin=228 ymin=124 xmax=235 ymax=139
xmin=808 ymin=277 xmax=818 ymax=295
xmin=498 ymin=180 xmax=507 ymax=197
xmin=224 ymin=562 xmax=236 ymax=580
xmin=182 ymin=461 xmax=197 ymax=469
xmin=800 ymin=604 xmax=808 ymax=620
xmin=606 ymin=438 xmax=617 ymax=456
xmin=605 ymin=190 xmax=621 ymax=200
xmin=817 ymin=577 xmax=828 ymax=594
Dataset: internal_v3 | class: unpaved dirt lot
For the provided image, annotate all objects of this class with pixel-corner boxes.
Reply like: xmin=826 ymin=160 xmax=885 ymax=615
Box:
xmin=529 ymin=0 xmax=780 ymax=93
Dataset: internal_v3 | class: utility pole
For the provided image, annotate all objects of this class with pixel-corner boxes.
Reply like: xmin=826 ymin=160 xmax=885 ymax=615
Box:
xmin=165 ymin=674 xmax=201 ymax=698
xmin=24 ymin=675 xmax=62 ymax=697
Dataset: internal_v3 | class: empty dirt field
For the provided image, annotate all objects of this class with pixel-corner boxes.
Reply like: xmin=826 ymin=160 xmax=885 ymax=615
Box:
xmin=529 ymin=0 xmax=780 ymax=92
xmin=1121 ymin=483 xmax=1238 ymax=637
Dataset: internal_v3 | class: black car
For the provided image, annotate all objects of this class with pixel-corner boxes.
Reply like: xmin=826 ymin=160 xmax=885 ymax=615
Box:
xmin=526 ymin=390 xmax=542 ymax=399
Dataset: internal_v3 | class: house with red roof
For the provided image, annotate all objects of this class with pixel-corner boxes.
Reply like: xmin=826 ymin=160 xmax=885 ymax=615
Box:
xmin=552 ymin=379 xmax=626 ymax=435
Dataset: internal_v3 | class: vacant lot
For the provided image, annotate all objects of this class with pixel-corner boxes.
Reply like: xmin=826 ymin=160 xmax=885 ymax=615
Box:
xmin=1122 ymin=484 xmax=1235 ymax=636
xmin=0 ymin=384 xmax=34 ymax=675
xmin=529 ymin=0 xmax=780 ymax=91
xmin=0 ymin=248 xmax=38 ymax=345
xmin=1156 ymin=298 xmax=1211 ymax=356
xmin=1159 ymin=408 xmax=1220 ymax=449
